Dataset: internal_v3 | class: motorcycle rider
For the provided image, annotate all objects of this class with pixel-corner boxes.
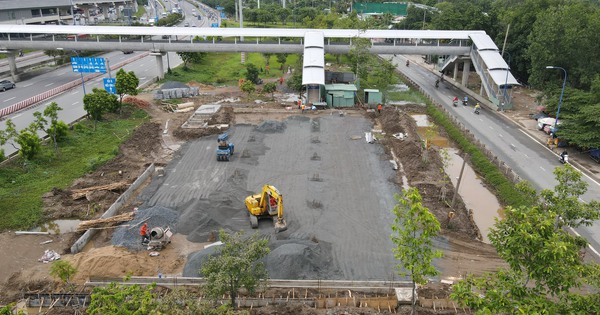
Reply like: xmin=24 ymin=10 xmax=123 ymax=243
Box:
xmin=560 ymin=150 xmax=569 ymax=163
xmin=435 ymin=79 xmax=440 ymax=88
xmin=452 ymin=96 xmax=459 ymax=107
xmin=463 ymin=96 xmax=468 ymax=105
xmin=474 ymin=103 xmax=481 ymax=114
xmin=406 ymin=60 xmax=410 ymax=67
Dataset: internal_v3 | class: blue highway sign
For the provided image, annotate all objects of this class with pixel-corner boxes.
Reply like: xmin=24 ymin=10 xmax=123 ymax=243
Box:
xmin=71 ymin=57 xmax=107 ymax=73
xmin=103 ymin=78 xmax=116 ymax=94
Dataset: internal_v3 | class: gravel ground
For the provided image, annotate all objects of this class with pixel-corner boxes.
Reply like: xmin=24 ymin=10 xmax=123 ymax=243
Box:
xmin=112 ymin=206 xmax=180 ymax=251
xmin=129 ymin=114 xmax=402 ymax=280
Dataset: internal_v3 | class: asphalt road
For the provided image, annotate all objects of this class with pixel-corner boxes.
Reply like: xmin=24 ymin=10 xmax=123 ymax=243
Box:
xmin=0 ymin=51 xmax=183 ymax=156
xmin=387 ymin=54 xmax=600 ymax=258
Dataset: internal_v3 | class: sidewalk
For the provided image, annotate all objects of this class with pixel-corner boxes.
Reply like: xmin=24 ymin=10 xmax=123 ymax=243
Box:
xmin=405 ymin=55 xmax=600 ymax=185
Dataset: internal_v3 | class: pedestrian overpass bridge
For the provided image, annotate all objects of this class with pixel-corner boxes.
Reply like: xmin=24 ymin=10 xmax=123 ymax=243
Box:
xmin=0 ymin=24 xmax=517 ymax=108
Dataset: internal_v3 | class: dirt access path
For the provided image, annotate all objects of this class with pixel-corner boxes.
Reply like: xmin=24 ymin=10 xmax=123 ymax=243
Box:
xmin=0 ymin=83 xmax=508 ymax=313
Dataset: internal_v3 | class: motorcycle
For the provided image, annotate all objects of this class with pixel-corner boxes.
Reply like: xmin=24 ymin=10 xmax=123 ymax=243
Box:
xmin=560 ymin=152 xmax=569 ymax=164
xmin=453 ymin=100 xmax=458 ymax=107
xmin=406 ymin=60 xmax=410 ymax=67
xmin=474 ymin=107 xmax=481 ymax=115
xmin=462 ymin=98 xmax=468 ymax=106
xmin=435 ymin=79 xmax=440 ymax=88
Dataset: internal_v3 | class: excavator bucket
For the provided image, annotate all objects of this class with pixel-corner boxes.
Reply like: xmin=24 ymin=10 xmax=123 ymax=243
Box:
xmin=274 ymin=218 xmax=287 ymax=233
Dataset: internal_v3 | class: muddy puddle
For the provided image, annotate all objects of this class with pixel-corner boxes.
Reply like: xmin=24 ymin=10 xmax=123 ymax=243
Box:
xmin=445 ymin=148 xmax=503 ymax=243
xmin=411 ymin=115 xmax=503 ymax=243
xmin=33 ymin=219 xmax=81 ymax=234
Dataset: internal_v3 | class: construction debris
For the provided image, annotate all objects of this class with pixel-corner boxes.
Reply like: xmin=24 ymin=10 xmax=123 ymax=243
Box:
xmin=77 ymin=212 xmax=136 ymax=231
xmin=38 ymin=250 xmax=60 ymax=263
xmin=71 ymin=181 xmax=130 ymax=200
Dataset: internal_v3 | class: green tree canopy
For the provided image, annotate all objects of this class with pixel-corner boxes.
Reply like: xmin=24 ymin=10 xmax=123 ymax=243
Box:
xmin=390 ymin=187 xmax=442 ymax=314
xmin=451 ymin=165 xmax=600 ymax=313
xmin=83 ymin=88 xmax=119 ymax=127
xmin=200 ymin=230 xmax=270 ymax=308
xmin=115 ymin=68 xmax=139 ymax=105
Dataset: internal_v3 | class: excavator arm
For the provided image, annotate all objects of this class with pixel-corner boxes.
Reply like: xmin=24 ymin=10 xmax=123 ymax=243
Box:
xmin=244 ymin=185 xmax=287 ymax=232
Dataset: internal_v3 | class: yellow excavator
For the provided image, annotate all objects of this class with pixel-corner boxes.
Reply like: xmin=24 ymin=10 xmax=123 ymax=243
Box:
xmin=244 ymin=185 xmax=288 ymax=232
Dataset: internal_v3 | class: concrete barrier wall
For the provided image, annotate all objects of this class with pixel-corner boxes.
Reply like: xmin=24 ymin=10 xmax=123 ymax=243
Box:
xmin=71 ymin=163 xmax=155 ymax=254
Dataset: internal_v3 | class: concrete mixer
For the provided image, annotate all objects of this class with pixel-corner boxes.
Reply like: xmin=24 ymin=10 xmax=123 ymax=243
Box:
xmin=147 ymin=227 xmax=172 ymax=251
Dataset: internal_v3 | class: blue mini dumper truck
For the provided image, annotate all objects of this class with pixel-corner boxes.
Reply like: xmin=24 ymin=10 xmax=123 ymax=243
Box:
xmin=216 ymin=132 xmax=234 ymax=161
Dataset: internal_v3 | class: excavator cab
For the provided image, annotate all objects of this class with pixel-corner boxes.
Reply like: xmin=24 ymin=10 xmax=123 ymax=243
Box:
xmin=244 ymin=185 xmax=287 ymax=232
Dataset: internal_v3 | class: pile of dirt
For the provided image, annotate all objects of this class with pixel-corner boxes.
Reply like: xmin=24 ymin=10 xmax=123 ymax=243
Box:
xmin=378 ymin=105 xmax=477 ymax=238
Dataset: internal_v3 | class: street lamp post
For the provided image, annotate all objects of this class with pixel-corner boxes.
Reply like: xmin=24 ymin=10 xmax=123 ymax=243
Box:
xmin=502 ymin=51 xmax=511 ymax=111
xmin=545 ymin=66 xmax=567 ymax=134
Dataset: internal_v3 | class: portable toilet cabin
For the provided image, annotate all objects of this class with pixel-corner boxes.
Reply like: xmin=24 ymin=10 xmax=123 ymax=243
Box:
xmin=364 ymin=89 xmax=382 ymax=107
xmin=323 ymin=84 xmax=358 ymax=107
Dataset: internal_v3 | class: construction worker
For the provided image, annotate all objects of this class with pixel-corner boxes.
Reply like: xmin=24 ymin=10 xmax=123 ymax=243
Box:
xmin=301 ymin=103 xmax=306 ymax=113
xmin=140 ymin=223 xmax=149 ymax=244
xmin=377 ymin=103 xmax=382 ymax=114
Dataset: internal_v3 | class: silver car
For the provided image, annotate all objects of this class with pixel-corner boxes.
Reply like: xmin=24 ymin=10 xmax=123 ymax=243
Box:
xmin=0 ymin=80 xmax=15 ymax=91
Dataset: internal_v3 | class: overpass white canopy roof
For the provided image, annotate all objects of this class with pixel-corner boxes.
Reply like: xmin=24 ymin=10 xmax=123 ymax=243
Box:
xmin=469 ymin=33 xmax=498 ymax=51
xmin=302 ymin=32 xmax=325 ymax=85
xmin=0 ymin=24 xmax=485 ymax=40
xmin=479 ymin=50 xmax=508 ymax=70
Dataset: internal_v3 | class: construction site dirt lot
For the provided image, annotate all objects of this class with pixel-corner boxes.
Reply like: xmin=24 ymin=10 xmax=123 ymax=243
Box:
xmin=0 ymin=85 xmax=509 ymax=314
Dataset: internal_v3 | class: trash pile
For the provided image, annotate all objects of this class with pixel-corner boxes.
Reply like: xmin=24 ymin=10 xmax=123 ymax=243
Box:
xmin=38 ymin=250 xmax=61 ymax=263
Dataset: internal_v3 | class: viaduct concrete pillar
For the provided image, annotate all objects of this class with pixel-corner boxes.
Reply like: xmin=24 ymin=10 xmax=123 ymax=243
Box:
xmin=6 ymin=51 xmax=21 ymax=82
xmin=461 ymin=59 xmax=471 ymax=86
xmin=453 ymin=62 xmax=458 ymax=82
xmin=151 ymin=52 xmax=164 ymax=79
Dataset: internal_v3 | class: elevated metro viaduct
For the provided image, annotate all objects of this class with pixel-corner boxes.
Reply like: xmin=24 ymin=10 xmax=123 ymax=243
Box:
xmin=0 ymin=24 xmax=518 ymax=108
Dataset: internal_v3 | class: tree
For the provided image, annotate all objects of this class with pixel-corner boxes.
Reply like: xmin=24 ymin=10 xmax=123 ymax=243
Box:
xmin=240 ymin=80 xmax=256 ymax=97
xmin=176 ymin=51 xmax=206 ymax=69
xmin=3 ymin=119 xmax=42 ymax=160
xmin=200 ymin=230 xmax=270 ymax=308
xmin=83 ymin=88 xmax=118 ymax=128
xmin=49 ymin=260 xmax=77 ymax=289
xmin=88 ymin=282 xmax=157 ymax=315
xmin=276 ymin=53 xmax=288 ymax=71
xmin=41 ymin=102 xmax=67 ymax=152
xmin=244 ymin=63 xmax=260 ymax=84
xmin=390 ymin=187 xmax=442 ymax=314
xmin=115 ymin=68 xmax=139 ymax=107
xmin=451 ymin=164 xmax=600 ymax=313
xmin=262 ymin=82 xmax=277 ymax=100
xmin=348 ymin=36 xmax=372 ymax=92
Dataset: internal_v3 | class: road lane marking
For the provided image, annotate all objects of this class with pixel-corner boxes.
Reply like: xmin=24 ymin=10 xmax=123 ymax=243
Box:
xmin=568 ymin=227 xmax=600 ymax=258
xmin=524 ymin=153 xmax=529 ymax=158
xmin=540 ymin=166 xmax=546 ymax=172
xmin=139 ymin=63 xmax=145 ymax=67
xmin=498 ymin=134 xmax=503 ymax=138
xmin=72 ymin=101 xmax=79 ymax=106
xmin=519 ymin=129 xmax=600 ymax=186
xmin=3 ymin=97 xmax=15 ymax=102
xmin=22 ymin=83 xmax=33 ymax=87
xmin=44 ymin=83 xmax=54 ymax=87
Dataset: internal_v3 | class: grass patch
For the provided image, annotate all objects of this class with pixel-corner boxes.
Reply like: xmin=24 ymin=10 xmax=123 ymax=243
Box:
xmin=0 ymin=108 xmax=148 ymax=231
xmin=387 ymin=90 xmax=428 ymax=103
xmin=163 ymin=52 xmax=299 ymax=86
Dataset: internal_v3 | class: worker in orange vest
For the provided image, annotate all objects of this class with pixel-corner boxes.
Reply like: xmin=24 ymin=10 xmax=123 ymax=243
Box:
xmin=377 ymin=103 xmax=383 ymax=114
xmin=140 ymin=223 xmax=149 ymax=244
